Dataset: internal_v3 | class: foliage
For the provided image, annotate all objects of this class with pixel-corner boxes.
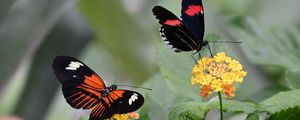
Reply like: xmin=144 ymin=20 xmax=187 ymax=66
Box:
xmin=267 ymin=107 xmax=300 ymax=120
xmin=0 ymin=0 xmax=300 ymax=120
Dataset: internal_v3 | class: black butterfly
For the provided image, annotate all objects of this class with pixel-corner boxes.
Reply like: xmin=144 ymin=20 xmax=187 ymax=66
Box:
xmin=52 ymin=56 xmax=144 ymax=120
xmin=152 ymin=0 xmax=212 ymax=56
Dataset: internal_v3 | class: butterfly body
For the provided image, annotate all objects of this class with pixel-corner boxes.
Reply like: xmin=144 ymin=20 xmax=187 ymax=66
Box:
xmin=101 ymin=84 xmax=117 ymax=97
xmin=153 ymin=0 xmax=210 ymax=53
xmin=52 ymin=56 xmax=144 ymax=120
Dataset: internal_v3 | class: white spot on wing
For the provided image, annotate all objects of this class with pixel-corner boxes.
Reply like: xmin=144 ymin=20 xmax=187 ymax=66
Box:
xmin=129 ymin=99 xmax=132 ymax=105
xmin=160 ymin=27 xmax=172 ymax=47
xmin=128 ymin=93 xmax=138 ymax=105
xmin=158 ymin=26 xmax=182 ymax=52
xmin=65 ymin=61 xmax=83 ymax=70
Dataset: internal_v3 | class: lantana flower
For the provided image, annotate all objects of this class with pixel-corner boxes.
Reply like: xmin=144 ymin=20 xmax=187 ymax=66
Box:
xmin=109 ymin=112 xmax=139 ymax=120
xmin=191 ymin=52 xmax=247 ymax=98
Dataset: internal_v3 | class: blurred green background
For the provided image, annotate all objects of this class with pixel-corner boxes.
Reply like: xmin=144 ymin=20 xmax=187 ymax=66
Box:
xmin=1 ymin=0 xmax=300 ymax=120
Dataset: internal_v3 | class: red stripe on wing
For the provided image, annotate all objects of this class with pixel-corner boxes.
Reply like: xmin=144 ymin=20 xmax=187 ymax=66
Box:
xmin=164 ymin=20 xmax=182 ymax=26
xmin=185 ymin=5 xmax=203 ymax=16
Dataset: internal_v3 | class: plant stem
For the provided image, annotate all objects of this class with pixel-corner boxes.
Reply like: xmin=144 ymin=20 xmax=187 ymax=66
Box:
xmin=218 ymin=91 xmax=223 ymax=120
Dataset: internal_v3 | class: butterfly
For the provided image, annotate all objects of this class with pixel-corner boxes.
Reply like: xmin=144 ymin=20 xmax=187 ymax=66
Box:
xmin=152 ymin=0 xmax=212 ymax=55
xmin=52 ymin=56 xmax=144 ymax=120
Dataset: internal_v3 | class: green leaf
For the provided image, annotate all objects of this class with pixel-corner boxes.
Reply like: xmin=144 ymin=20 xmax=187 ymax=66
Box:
xmin=230 ymin=20 xmax=300 ymax=69
xmin=141 ymin=74 xmax=196 ymax=120
xmin=205 ymin=98 xmax=256 ymax=114
xmin=246 ymin=113 xmax=260 ymax=120
xmin=284 ymin=68 xmax=300 ymax=89
xmin=228 ymin=19 xmax=300 ymax=90
xmin=167 ymin=99 xmax=256 ymax=120
xmin=260 ymin=89 xmax=300 ymax=114
xmin=158 ymin=44 xmax=200 ymax=100
xmin=78 ymin=0 xmax=153 ymax=84
xmin=267 ymin=107 xmax=300 ymax=120
xmin=167 ymin=102 xmax=206 ymax=120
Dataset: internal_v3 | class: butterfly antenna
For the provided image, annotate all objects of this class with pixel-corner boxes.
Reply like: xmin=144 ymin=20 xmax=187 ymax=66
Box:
xmin=116 ymin=85 xmax=152 ymax=91
xmin=114 ymin=69 xmax=119 ymax=84
xmin=209 ymin=41 xmax=242 ymax=43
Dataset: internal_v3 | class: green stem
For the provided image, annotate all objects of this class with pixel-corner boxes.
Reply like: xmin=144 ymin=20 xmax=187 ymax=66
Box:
xmin=218 ymin=92 xmax=223 ymax=120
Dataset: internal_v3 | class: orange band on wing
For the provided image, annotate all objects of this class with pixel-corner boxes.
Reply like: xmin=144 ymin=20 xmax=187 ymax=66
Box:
xmin=109 ymin=90 xmax=125 ymax=100
xmin=84 ymin=74 xmax=106 ymax=89
xmin=76 ymin=85 xmax=101 ymax=98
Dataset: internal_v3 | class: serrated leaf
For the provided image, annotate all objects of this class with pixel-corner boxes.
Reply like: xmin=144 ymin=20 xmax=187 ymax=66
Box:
xmin=260 ymin=89 xmax=300 ymax=114
xmin=267 ymin=107 xmax=300 ymax=120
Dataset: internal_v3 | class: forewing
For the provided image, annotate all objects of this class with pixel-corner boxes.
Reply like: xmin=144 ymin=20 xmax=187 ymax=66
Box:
xmin=152 ymin=6 xmax=199 ymax=52
xmin=52 ymin=56 xmax=106 ymax=109
xmin=89 ymin=90 xmax=144 ymax=120
xmin=181 ymin=0 xmax=205 ymax=41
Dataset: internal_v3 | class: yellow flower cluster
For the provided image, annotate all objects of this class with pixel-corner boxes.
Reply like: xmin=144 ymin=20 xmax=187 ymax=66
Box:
xmin=191 ymin=52 xmax=247 ymax=98
xmin=109 ymin=112 xmax=139 ymax=120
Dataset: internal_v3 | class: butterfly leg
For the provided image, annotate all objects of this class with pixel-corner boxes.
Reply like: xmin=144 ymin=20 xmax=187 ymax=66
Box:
xmin=198 ymin=52 xmax=202 ymax=59
xmin=191 ymin=51 xmax=203 ymax=64
xmin=191 ymin=51 xmax=206 ymax=68
xmin=207 ymin=44 xmax=213 ymax=57
xmin=198 ymin=52 xmax=206 ymax=69
xmin=191 ymin=53 xmax=197 ymax=64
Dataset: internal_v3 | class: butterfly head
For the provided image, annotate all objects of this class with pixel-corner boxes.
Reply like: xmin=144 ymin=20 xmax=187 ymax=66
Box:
xmin=110 ymin=84 xmax=117 ymax=90
xmin=102 ymin=84 xmax=117 ymax=96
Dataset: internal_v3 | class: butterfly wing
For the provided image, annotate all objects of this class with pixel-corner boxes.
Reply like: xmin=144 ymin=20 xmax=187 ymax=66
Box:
xmin=90 ymin=90 xmax=144 ymax=120
xmin=181 ymin=0 xmax=205 ymax=42
xmin=152 ymin=6 xmax=200 ymax=52
xmin=52 ymin=56 xmax=106 ymax=109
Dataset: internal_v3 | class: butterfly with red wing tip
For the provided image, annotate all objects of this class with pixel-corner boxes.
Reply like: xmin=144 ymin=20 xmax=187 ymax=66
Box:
xmin=152 ymin=0 xmax=213 ymax=60
xmin=52 ymin=56 xmax=145 ymax=120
